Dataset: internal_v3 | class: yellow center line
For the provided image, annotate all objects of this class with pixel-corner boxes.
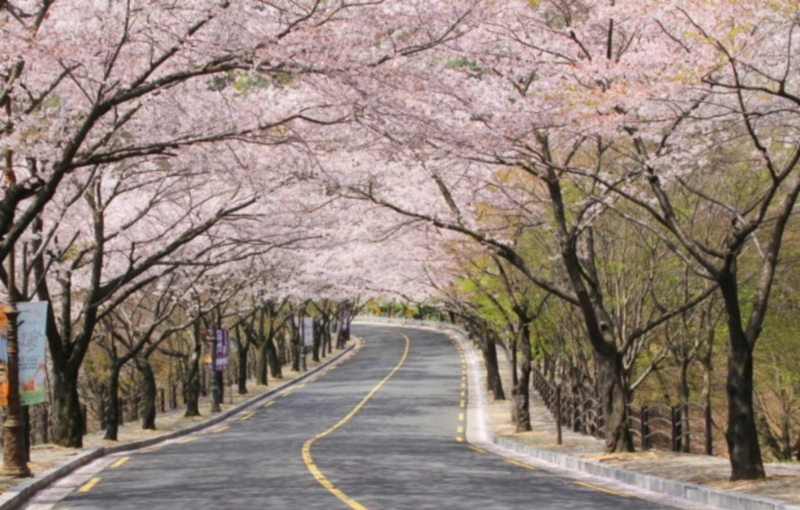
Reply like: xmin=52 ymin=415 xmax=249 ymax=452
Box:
xmin=506 ymin=459 xmax=537 ymax=471
xmin=574 ymin=481 xmax=629 ymax=497
xmin=456 ymin=436 xmax=464 ymax=443
xmin=78 ymin=477 xmax=101 ymax=493
xmin=458 ymin=413 xmax=464 ymax=421
xmin=460 ymin=400 xmax=466 ymax=408
xmin=263 ymin=401 xmax=275 ymax=408
xmin=457 ymin=426 xmax=464 ymax=434
xmin=282 ymin=391 xmax=293 ymax=398
xmin=178 ymin=436 xmax=198 ymax=444
xmin=296 ymin=384 xmax=306 ymax=390
xmin=140 ymin=446 xmax=162 ymax=453
xmin=461 ymin=391 xmax=466 ymax=397
xmin=302 ymin=335 xmax=411 ymax=510
xmin=468 ymin=445 xmax=488 ymax=454
xmin=240 ymin=411 xmax=255 ymax=421
xmin=110 ymin=456 xmax=130 ymax=468
xmin=212 ymin=425 xmax=229 ymax=433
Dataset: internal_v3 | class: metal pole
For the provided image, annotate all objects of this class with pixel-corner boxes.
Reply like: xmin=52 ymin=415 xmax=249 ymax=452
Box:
xmin=2 ymin=242 xmax=31 ymax=477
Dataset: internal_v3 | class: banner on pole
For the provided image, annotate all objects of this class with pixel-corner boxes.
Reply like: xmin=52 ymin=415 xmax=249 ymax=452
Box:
xmin=0 ymin=302 xmax=49 ymax=406
xmin=303 ymin=317 xmax=314 ymax=347
xmin=206 ymin=329 xmax=229 ymax=371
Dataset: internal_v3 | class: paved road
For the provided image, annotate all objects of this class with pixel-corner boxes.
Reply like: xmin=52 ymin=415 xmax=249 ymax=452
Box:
xmin=25 ymin=325 xmax=673 ymax=509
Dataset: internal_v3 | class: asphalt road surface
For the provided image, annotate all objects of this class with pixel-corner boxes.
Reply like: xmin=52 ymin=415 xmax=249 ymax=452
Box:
xmin=25 ymin=325 xmax=675 ymax=510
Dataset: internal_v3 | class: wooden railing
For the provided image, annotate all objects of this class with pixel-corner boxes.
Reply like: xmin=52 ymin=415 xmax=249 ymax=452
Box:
xmin=532 ymin=367 xmax=713 ymax=455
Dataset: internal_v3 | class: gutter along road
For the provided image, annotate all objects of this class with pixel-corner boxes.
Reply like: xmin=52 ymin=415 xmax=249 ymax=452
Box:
xmin=25 ymin=325 xmax=677 ymax=510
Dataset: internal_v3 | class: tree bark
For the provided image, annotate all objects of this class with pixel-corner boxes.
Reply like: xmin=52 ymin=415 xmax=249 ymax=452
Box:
xmin=51 ymin=369 xmax=83 ymax=448
xmin=256 ymin=341 xmax=268 ymax=386
xmin=267 ymin=336 xmax=282 ymax=379
xmin=720 ymin=272 xmax=765 ymax=480
xmin=237 ymin=348 xmax=248 ymax=395
xmin=104 ymin=365 xmax=122 ymax=441
xmin=678 ymin=359 xmax=691 ymax=452
xmin=596 ymin=352 xmax=633 ymax=453
xmin=312 ymin=320 xmax=321 ymax=363
xmin=184 ymin=332 xmax=202 ymax=417
xmin=138 ymin=359 xmax=157 ymax=430
xmin=516 ymin=324 xmax=532 ymax=432
xmin=481 ymin=337 xmax=505 ymax=400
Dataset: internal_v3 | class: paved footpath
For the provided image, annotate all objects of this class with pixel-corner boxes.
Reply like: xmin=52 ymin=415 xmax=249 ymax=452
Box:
xmin=23 ymin=325 xmax=681 ymax=510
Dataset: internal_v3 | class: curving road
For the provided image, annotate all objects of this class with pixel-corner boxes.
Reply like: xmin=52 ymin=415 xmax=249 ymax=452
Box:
xmin=24 ymin=325 xmax=676 ymax=510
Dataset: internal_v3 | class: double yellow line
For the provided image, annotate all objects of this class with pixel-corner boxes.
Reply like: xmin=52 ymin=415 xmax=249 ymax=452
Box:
xmin=301 ymin=335 xmax=411 ymax=510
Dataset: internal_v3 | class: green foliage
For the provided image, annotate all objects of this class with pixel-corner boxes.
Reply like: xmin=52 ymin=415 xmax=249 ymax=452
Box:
xmin=446 ymin=57 xmax=483 ymax=75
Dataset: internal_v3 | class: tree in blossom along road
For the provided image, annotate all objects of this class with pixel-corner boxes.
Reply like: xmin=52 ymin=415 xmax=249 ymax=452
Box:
xmin=1 ymin=0 xmax=478 ymax=447
xmin=324 ymin=0 xmax=800 ymax=480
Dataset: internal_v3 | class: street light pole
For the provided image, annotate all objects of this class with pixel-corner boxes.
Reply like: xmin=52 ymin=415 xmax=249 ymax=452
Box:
xmin=2 ymin=237 xmax=31 ymax=477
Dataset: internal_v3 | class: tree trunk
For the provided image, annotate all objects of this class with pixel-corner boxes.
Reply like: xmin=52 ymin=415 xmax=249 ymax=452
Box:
xmin=139 ymin=359 xmax=157 ymax=430
xmin=323 ymin=316 xmax=332 ymax=355
xmin=596 ymin=352 xmax=633 ymax=453
xmin=184 ymin=350 xmax=201 ymax=418
xmin=719 ymin=272 xmax=765 ymax=480
xmin=256 ymin=341 xmax=268 ymax=386
xmin=678 ymin=359 xmax=691 ymax=452
xmin=312 ymin=321 xmax=321 ymax=363
xmin=267 ymin=336 xmax=282 ymax=379
xmin=510 ymin=336 xmax=518 ymax=425
xmin=481 ymin=337 xmax=505 ymax=401
xmin=516 ymin=325 xmax=532 ymax=432
xmin=51 ymin=369 xmax=83 ymax=448
xmin=544 ymin=165 xmax=633 ymax=453
xmin=237 ymin=348 xmax=248 ymax=395
xmin=104 ymin=365 xmax=121 ymax=441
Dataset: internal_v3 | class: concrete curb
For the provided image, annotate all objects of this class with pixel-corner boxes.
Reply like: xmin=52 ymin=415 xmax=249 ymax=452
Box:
xmin=0 ymin=339 xmax=359 ymax=510
xmin=355 ymin=317 xmax=800 ymax=510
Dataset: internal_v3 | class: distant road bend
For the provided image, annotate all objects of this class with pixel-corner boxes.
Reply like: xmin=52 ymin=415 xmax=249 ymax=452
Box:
xmin=25 ymin=325 xmax=675 ymax=510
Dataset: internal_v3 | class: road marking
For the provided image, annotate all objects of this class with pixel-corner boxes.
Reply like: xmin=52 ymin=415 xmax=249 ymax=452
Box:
xmin=240 ymin=411 xmax=255 ymax=421
xmin=302 ymin=335 xmax=411 ymax=510
xmin=140 ymin=446 xmax=162 ymax=453
xmin=506 ymin=459 xmax=536 ymax=471
xmin=78 ymin=477 xmax=101 ymax=493
xmin=460 ymin=400 xmax=466 ymax=408
xmin=574 ymin=481 xmax=629 ymax=497
xmin=458 ymin=413 xmax=464 ymax=421
xmin=212 ymin=425 xmax=229 ymax=433
xmin=456 ymin=436 xmax=464 ymax=442
xmin=457 ymin=426 xmax=464 ymax=434
xmin=296 ymin=384 xmax=306 ymax=390
xmin=461 ymin=382 xmax=466 ymax=390
xmin=468 ymin=445 xmax=488 ymax=454
xmin=110 ymin=456 xmax=130 ymax=468
xmin=461 ymin=391 xmax=466 ymax=397
xmin=178 ymin=436 xmax=198 ymax=444
xmin=282 ymin=391 xmax=293 ymax=398
xmin=263 ymin=401 xmax=275 ymax=408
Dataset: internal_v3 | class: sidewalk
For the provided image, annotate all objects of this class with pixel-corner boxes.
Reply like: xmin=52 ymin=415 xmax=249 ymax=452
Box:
xmin=0 ymin=341 xmax=359 ymax=508
xmin=480 ymin=336 xmax=800 ymax=509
